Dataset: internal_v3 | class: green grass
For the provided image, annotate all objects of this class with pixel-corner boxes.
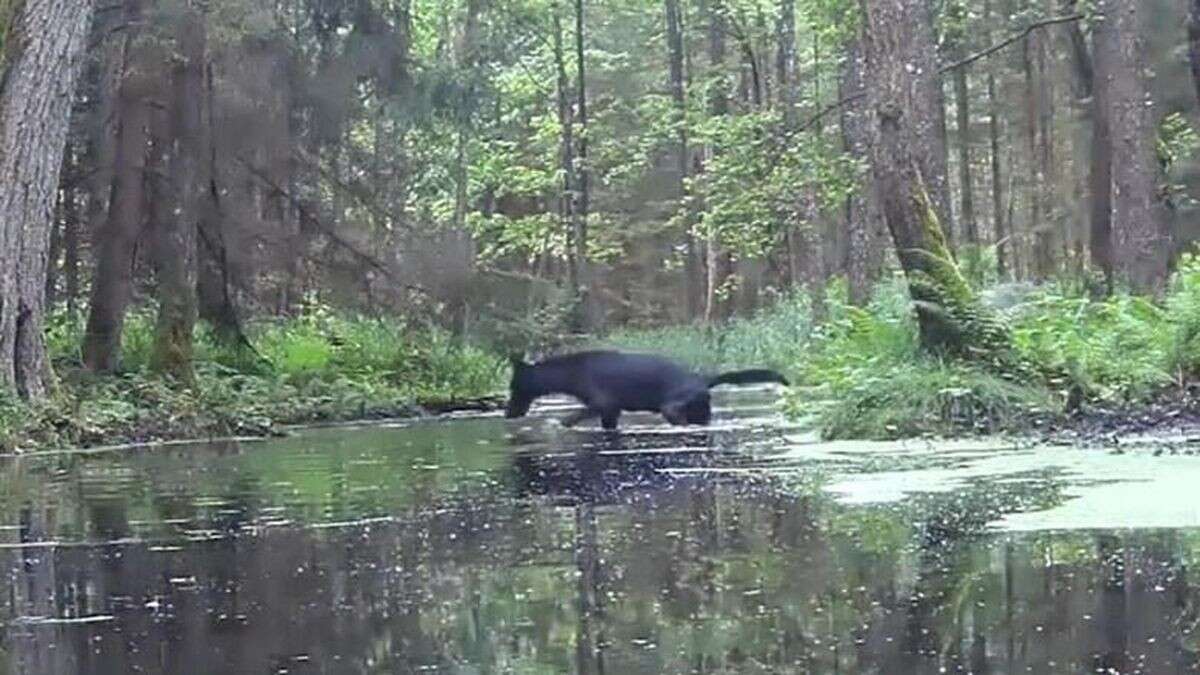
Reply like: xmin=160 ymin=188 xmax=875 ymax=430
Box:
xmin=603 ymin=288 xmax=817 ymax=373
xmin=2 ymin=308 xmax=507 ymax=452
xmin=12 ymin=255 xmax=1200 ymax=449
xmin=607 ymin=260 xmax=1200 ymax=440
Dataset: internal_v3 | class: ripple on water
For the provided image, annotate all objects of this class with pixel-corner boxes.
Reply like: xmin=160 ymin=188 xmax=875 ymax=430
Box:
xmin=1 ymin=389 xmax=1199 ymax=674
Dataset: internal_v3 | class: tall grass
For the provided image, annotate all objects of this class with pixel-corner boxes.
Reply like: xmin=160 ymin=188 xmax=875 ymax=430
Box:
xmin=0 ymin=307 xmax=509 ymax=450
xmin=603 ymin=288 xmax=817 ymax=373
xmin=19 ymin=256 xmax=1200 ymax=449
xmin=46 ymin=306 xmax=506 ymax=404
xmin=609 ymin=261 xmax=1200 ymax=439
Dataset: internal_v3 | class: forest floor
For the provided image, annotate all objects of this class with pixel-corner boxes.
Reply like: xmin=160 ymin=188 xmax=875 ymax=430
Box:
xmin=1041 ymin=388 xmax=1200 ymax=446
xmin=9 ymin=266 xmax=1200 ymax=453
xmin=0 ymin=311 xmax=508 ymax=453
xmin=0 ymin=373 xmax=509 ymax=453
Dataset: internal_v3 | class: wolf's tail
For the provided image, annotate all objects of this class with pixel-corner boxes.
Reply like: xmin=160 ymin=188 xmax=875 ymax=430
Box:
xmin=707 ymin=369 xmax=790 ymax=388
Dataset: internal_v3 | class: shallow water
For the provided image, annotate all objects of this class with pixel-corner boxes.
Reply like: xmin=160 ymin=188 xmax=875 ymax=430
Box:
xmin=1 ymin=390 xmax=1199 ymax=674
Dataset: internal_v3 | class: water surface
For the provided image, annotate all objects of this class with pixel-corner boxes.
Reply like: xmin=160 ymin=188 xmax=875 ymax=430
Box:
xmin=2 ymin=390 xmax=1199 ymax=674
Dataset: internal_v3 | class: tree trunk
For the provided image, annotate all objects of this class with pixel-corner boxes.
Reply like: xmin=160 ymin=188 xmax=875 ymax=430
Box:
xmin=46 ymin=192 xmax=64 ymax=310
xmin=930 ymin=59 xmax=955 ymax=251
xmin=1078 ymin=12 xmax=1114 ymax=288
xmin=1189 ymin=0 xmax=1200 ymax=108
xmin=447 ymin=0 xmax=483 ymax=333
xmin=861 ymin=0 xmax=1011 ymax=359
xmin=1062 ymin=0 xmax=1094 ymax=277
xmin=755 ymin=5 xmax=771 ymax=108
xmin=776 ymin=0 xmax=796 ymax=127
xmin=777 ymin=0 xmax=808 ymax=302
xmin=986 ymin=0 xmax=1008 ymax=279
xmin=1094 ymin=0 xmax=1168 ymax=293
xmin=1023 ymin=27 xmax=1056 ymax=280
xmin=989 ymin=69 xmax=1007 ymax=278
xmin=1034 ymin=24 xmax=1057 ymax=279
xmin=1021 ymin=33 xmax=1040 ymax=280
xmin=842 ymin=35 xmax=884 ymax=305
xmin=64 ymin=189 xmax=80 ymax=314
xmin=78 ymin=23 xmax=121 ymax=321
xmin=83 ymin=0 xmax=148 ymax=373
xmin=0 ymin=0 xmax=94 ymax=398
xmin=196 ymin=52 xmax=249 ymax=347
xmin=553 ymin=11 xmax=577 ymax=295
xmin=867 ymin=1 xmax=954 ymax=250
xmin=573 ymin=0 xmax=599 ymax=330
xmin=148 ymin=7 xmax=207 ymax=382
xmin=953 ymin=61 xmax=976 ymax=246
xmin=665 ymin=0 xmax=701 ymax=319
xmin=703 ymin=0 xmax=731 ymax=324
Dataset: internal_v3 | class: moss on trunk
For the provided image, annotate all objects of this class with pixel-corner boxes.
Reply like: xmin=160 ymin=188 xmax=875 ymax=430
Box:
xmin=903 ymin=176 xmax=1022 ymax=374
xmin=150 ymin=299 xmax=196 ymax=384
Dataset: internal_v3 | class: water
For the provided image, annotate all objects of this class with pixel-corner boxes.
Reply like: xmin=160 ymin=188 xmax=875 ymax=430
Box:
xmin=1 ymin=389 xmax=1199 ymax=674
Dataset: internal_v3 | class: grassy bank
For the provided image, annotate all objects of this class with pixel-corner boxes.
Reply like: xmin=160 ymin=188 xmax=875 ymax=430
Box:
xmin=9 ymin=256 xmax=1200 ymax=451
xmin=0 ymin=309 xmax=506 ymax=452
xmin=606 ymin=256 xmax=1200 ymax=439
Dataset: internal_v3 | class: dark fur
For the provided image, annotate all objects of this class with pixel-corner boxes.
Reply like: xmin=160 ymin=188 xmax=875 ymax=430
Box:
xmin=504 ymin=351 xmax=789 ymax=430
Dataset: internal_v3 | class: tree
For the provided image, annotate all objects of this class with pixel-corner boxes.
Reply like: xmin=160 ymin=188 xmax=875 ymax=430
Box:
xmin=573 ymin=0 xmax=600 ymax=330
xmin=840 ymin=32 xmax=883 ymax=305
xmin=776 ymin=0 xmax=797 ymax=128
xmin=1189 ymin=0 xmax=1200 ymax=108
xmin=148 ymin=2 xmax=208 ymax=381
xmin=83 ymin=0 xmax=149 ymax=373
xmin=860 ymin=0 xmax=1010 ymax=359
xmin=946 ymin=0 xmax=978 ymax=246
xmin=703 ymin=0 xmax=733 ymax=324
xmin=985 ymin=0 xmax=1009 ymax=278
xmin=1093 ymin=0 xmax=1169 ymax=293
xmin=665 ymin=0 xmax=702 ymax=319
xmin=0 ymin=0 xmax=95 ymax=398
xmin=553 ymin=9 xmax=577 ymax=293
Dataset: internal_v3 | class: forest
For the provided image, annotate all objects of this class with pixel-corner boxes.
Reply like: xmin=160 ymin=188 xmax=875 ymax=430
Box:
xmin=1 ymin=0 xmax=1199 ymax=449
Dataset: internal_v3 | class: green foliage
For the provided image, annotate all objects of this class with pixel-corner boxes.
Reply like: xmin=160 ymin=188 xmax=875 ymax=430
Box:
xmin=605 ymin=264 xmax=1200 ymax=439
xmin=0 ymin=307 xmax=507 ymax=452
xmin=1165 ymin=253 xmax=1200 ymax=378
xmin=1157 ymin=112 xmax=1199 ymax=171
xmin=690 ymin=113 xmax=860 ymax=258
xmin=782 ymin=277 xmax=1052 ymax=439
xmin=804 ymin=260 xmax=1200 ymax=437
xmin=1007 ymin=285 xmax=1173 ymax=401
xmin=603 ymin=289 xmax=817 ymax=373
xmin=812 ymin=359 xmax=1054 ymax=440
xmin=1158 ymin=112 xmax=1200 ymax=210
xmin=958 ymin=244 xmax=1001 ymax=290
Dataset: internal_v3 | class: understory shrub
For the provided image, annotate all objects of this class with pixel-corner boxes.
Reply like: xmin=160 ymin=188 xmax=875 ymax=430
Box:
xmin=0 ymin=307 xmax=508 ymax=451
xmin=612 ymin=265 xmax=1200 ymax=439
xmin=11 ymin=257 xmax=1200 ymax=449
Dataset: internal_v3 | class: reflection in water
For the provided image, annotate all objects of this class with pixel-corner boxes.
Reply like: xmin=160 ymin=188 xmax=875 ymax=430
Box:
xmin=0 ymin=392 xmax=1197 ymax=673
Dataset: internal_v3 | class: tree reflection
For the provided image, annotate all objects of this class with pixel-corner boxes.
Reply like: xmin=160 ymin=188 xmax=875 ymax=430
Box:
xmin=0 ymin=426 xmax=1198 ymax=673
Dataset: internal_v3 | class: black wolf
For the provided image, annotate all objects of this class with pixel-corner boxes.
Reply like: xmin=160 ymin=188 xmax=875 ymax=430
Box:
xmin=504 ymin=351 xmax=789 ymax=430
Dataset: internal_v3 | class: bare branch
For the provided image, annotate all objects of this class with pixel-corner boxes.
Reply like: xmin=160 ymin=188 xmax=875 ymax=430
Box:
xmin=234 ymin=155 xmax=431 ymax=298
xmin=939 ymin=13 xmax=1084 ymax=73
xmin=793 ymin=13 xmax=1085 ymax=134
